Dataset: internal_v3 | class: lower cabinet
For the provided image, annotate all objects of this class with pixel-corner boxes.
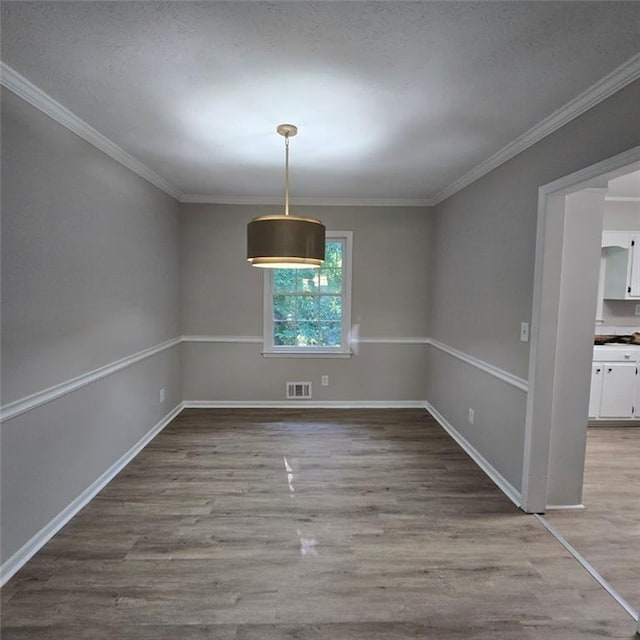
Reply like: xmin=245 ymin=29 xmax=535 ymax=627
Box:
xmin=589 ymin=356 xmax=638 ymax=420
xmin=599 ymin=363 xmax=637 ymax=418
xmin=589 ymin=364 xmax=603 ymax=419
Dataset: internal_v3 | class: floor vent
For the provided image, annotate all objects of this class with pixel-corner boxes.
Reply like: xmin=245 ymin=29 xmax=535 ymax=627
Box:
xmin=286 ymin=382 xmax=312 ymax=399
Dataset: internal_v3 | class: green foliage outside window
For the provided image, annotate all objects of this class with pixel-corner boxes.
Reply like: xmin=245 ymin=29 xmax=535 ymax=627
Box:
xmin=272 ymin=241 xmax=344 ymax=347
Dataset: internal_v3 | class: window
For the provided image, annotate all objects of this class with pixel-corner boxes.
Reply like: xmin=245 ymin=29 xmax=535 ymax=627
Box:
xmin=263 ymin=231 xmax=353 ymax=357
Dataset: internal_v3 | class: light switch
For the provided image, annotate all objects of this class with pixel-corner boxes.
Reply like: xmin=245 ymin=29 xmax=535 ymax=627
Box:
xmin=520 ymin=322 xmax=529 ymax=342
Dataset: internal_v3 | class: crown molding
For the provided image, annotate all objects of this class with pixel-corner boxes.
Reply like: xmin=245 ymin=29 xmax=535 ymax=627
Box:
xmin=431 ymin=53 xmax=640 ymax=205
xmin=4 ymin=50 xmax=638 ymax=210
xmin=0 ymin=61 xmax=182 ymax=201
xmin=180 ymin=194 xmax=435 ymax=207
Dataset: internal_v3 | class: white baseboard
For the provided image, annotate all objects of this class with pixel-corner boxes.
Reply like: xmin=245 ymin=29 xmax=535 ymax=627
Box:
xmin=545 ymin=503 xmax=586 ymax=510
xmin=0 ymin=402 xmax=184 ymax=587
xmin=424 ymin=401 xmax=522 ymax=508
xmin=184 ymin=400 xmax=427 ymax=409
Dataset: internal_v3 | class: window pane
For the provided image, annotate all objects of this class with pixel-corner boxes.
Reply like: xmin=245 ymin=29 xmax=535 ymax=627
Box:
xmin=320 ymin=322 xmax=342 ymax=346
xmin=273 ymin=295 xmax=297 ymax=321
xmin=319 ymin=268 xmax=342 ymax=293
xmin=268 ymin=235 xmax=348 ymax=351
xmin=297 ymin=270 xmax=318 ymax=294
xmin=319 ymin=295 xmax=342 ymax=322
xmin=273 ymin=270 xmax=297 ymax=293
xmin=294 ymin=322 xmax=320 ymax=346
xmin=296 ymin=296 xmax=319 ymax=322
xmin=324 ymin=241 xmax=343 ymax=269
xmin=273 ymin=321 xmax=299 ymax=346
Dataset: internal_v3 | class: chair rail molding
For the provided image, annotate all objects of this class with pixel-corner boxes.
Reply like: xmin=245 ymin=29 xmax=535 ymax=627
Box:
xmin=428 ymin=339 xmax=528 ymax=392
xmin=0 ymin=337 xmax=182 ymax=422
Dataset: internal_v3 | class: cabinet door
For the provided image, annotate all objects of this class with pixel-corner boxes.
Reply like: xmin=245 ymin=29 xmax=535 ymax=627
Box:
xmin=599 ymin=363 xmax=637 ymax=418
xmin=629 ymin=237 xmax=640 ymax=297
xmin=589 ymin=364 xmax=604 ymax=419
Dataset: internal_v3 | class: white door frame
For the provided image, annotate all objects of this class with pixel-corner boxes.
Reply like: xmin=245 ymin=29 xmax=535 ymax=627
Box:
xmin=521 ymin=145 xmax=640 ymax=513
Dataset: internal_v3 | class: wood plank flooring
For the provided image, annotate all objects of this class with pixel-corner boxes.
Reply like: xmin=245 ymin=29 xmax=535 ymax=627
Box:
xmin=1 ymin=409 xmax=636 ymax=639
xmin=544 ymin=426 xmax=639 ymax=611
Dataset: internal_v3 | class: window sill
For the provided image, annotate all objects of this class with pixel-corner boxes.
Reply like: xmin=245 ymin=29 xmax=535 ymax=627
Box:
xmin=262 ymin=350 xmax=352 ymax=359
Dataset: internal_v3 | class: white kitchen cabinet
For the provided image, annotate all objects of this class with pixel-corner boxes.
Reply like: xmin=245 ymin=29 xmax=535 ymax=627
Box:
xmin=588 ymin=363 xmax=603 ymax=419
xmin=602 ymin=232 xmax=640 ymax=299
xmin=590 ymin=346 xmax=640 ymax=421
xmin=630 ymin=239 xmax=640 ymax=296
xmin=599 ymin=362 xmax=637 ymax=418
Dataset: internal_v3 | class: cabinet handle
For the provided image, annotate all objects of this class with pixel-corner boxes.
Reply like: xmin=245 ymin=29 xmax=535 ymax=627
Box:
xmin=596 ymin=368 xmax=601 ymax=374
xmin=607 ymin=368 xmax=613 ymax=373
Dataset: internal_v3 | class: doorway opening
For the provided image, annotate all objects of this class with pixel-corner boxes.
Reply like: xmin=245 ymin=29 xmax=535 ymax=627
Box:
xmin=522 ymin=149 xmax=640 ymax=624
xmin=522 ymin=146 xmax=640 ymax=513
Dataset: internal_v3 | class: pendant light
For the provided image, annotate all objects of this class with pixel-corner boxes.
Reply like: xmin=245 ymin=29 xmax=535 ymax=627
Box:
xmin=247 ymin=124 xmax=325 ymax=268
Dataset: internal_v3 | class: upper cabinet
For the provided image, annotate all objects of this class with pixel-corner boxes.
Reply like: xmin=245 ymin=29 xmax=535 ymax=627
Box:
xmin=602 ymin=231 xmax=640 ymax=299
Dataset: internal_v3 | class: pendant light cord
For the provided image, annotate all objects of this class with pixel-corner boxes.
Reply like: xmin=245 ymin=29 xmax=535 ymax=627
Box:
xmin=284 ymin=134 xmax=290 ymax=216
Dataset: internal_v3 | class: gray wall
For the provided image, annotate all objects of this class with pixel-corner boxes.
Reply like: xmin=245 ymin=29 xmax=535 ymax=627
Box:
xmin=3 ymin=67 xmax=639 ymax=569
xmin=1 ymin=90 xmax=182 ymax=563
xmin=180 ymin=204 xmax=431 ymax=402
xmin=603 ymin=199 xmax=640 ymax=231
xmin=427 ymin=79 xmax=640 ymax=496
xmin=601 ymin=301 xmax=640 ymax=328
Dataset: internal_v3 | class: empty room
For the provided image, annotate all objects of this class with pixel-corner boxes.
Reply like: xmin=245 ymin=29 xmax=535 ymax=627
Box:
xmin=1 ymin=2 xmax=639 ymax=638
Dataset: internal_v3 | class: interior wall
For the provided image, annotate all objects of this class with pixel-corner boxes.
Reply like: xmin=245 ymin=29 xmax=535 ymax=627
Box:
xmin=546 ymin=189 xmax=606 ymax=506
xmin=603 ymin=199 xmax=640 ymax=230
xmin=0 ymin=90 xmax=182 ymax=565
xmin=601 ymin=300 xmax=640 ymax=328
xmin=180 ymin=204 xmax=432 ymax=402
xmin=427 ymin=79 xmax=640 ymax=498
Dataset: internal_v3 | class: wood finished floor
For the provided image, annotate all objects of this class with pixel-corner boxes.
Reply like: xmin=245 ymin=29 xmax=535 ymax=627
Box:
xmin=1 ymin=409 xmax=636 ymax=639
xmin=544 ymin=426 xmax=640 ymax=612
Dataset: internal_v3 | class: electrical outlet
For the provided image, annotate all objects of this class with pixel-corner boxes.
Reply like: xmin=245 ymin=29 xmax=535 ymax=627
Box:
xmin=635 ymin=304 xmax=640 ymax=316
xmin=468 ymin=408 xmax=475 ymax=424
xmin=160 ymin=387 xmax=165 ymax=403
xmin=321 ymin=375 xmax=329 ymax=387
xmin=520 ymin=322 xmax=529 ymax=342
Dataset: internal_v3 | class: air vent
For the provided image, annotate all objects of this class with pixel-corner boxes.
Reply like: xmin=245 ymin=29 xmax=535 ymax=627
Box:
xmin=286 ymin=382 xmax=312 ymax=399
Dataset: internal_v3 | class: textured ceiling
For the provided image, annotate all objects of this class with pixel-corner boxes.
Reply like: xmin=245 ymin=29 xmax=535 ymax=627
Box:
xmin=2 ymin=1 xmax=639 ymax=202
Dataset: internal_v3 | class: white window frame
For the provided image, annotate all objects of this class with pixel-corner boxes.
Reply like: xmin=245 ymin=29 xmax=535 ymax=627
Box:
xmin=262 ymin=230 xmax=353 ymax=358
